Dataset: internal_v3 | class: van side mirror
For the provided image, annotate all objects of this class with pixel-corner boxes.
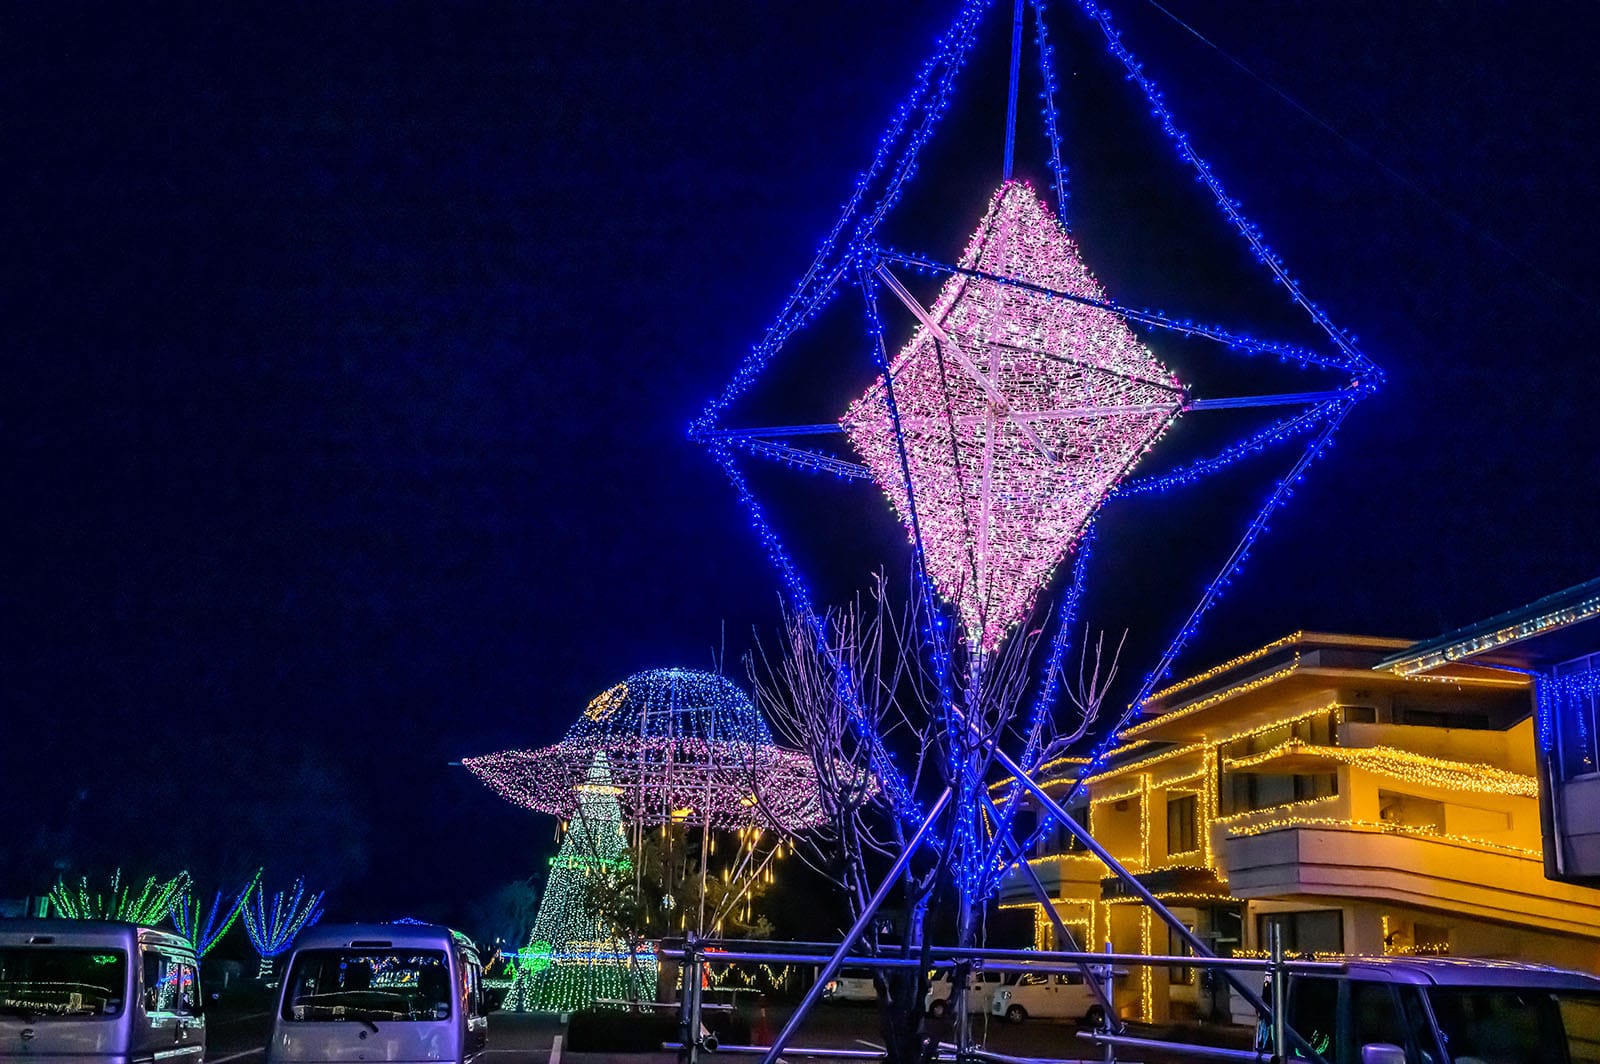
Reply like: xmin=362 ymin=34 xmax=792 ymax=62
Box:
xmin=1360 ymin=1044 xmax=1406 ymax=1064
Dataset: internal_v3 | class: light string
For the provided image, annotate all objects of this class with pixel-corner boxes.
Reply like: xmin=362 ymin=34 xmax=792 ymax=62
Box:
xmin=688 ymin=0 xmax=1383 ymax=916
xmin=240 ymin=876 xmax=324 ymax=978
xmin=1031 ymin=0 xmax=1069 ymax=223
xmin=465 ymin=668 xmax=847 ymax=830
xmin=507 ymin=754 xmax=657 ymax=1013
xmin=48 ymin=869 xmax=190 ymax=925
xmin=872 ymin=246 xmax=1362 ymax=375
xmin=1541 ymin=665 xmax=1600 ymax=767
xmin=169 ymin=870 xmax=262 ymax=958
xmin=690 ymin=0 xmax=994 ymax=442
xmin=1073 ymin=2 xmax=1382 ymax=381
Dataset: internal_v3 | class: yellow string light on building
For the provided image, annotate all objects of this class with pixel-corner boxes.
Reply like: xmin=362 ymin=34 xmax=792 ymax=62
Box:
xmin=1146 ymin=633 xmax=1304 ymax=703
xmin=1222 ymin=742 xmax=1539 ymax=798
xmin=1224 ymin=816 xmax=1540 ymax=858
xmin=1122 ymin=657 xmax=1301 ymax=740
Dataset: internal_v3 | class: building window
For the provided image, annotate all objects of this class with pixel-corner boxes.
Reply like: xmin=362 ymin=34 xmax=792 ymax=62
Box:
xmin=1222 ymin=771 xmax=1337 ymax=816
xmin=1167 ymin=793 xmax=1198 ymax=856
xmin=1258 ymin=910 xmax=1343 ymax=956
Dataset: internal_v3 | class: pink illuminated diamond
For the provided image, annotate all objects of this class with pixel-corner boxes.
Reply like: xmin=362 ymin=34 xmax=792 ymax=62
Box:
xmin=843 ymin=182 xmax=1184 ymax=650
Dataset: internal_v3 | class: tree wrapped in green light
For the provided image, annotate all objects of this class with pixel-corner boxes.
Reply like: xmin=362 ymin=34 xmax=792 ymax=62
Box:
xmin=507 ymin=753 xmax=655 ymax=1012
xmin=49 ymin=869 xmax=190 ymax=925
xmin=241 ymin=876 xmax=324 ymax=979
xmin=170 ymin=870 xmax=261 ymax=957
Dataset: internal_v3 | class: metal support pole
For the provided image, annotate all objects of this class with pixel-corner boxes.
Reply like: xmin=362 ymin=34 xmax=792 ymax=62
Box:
xmin=759 ymin=787 xmax=954 ymax=1064
xmin=1100 ymin=941 xmax=1114 ymax=1064
xmin=980 ymin=793 xmax=1119 ymax=1031
xmin=678 ymin=932 xmax=703 ymax=1064
xmin=986 ymin=745 xmax=1327 ymax=1064
xmin=1270 ymin=925 xmax=1286 ymax=1064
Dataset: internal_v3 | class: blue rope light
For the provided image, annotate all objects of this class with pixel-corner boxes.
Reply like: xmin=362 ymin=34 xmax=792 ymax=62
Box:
xmin=1031 ymin=0 xmax=1070 ymax=224
xmin=690 ymin=0 xmax=1383 ymax=897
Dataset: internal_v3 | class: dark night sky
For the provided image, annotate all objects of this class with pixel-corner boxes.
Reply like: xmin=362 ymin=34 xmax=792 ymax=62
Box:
xmin=4 ymin=2 xmax=1598 ymax=926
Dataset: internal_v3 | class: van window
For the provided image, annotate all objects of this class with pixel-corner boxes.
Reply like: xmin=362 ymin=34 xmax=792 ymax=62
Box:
xmin=1348 ymin=982 xmax=1405 ymax=1051
xmin=142 ymin=951 xmax=187 ymax=1014
xmin=283 ymin=951 xmax=451 ymax=1023
xmin=1284 ymin=977 xmax=1337 ymax=1061
xmin=0 ymin=948 xmax=126 ymax=1018
xmin=1426 ymin=987 xmax=1571 ymax=1064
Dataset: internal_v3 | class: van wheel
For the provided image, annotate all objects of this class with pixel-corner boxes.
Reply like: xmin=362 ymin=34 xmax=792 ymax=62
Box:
xmin=1005 ymin=1004 xmax=1026 ymax=1024
xmin=1083 ymin=1005 xmax=1105 ymax=1029
xmin=929 ymin=1000 xmax=948 ymax=1019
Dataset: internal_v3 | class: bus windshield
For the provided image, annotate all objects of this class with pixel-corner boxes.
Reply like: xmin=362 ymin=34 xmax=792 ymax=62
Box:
xmin=0 ymin=948 xmax=127 ymax=1019
xmin=283 ymin=950 xmax=451 ymax=1023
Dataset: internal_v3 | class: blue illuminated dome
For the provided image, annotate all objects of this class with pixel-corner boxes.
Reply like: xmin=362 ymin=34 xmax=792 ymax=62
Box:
xmin=464 ymin=667 xmax=835 ymax=830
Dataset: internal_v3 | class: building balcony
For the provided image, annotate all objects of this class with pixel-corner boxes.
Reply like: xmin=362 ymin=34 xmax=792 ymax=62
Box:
xmin=996 ymin=852 xmax=1106 ymax=904
xmin=1220 ymin=821 xmax=1600 ymax=939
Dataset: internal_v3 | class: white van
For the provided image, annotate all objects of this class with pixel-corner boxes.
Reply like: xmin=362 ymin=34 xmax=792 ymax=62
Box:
xmin=822 ymin=969 xmax=877 ymax=1003
xmin=989 ymin=969 xmax=1118 ymax=1026
xmin=924 ymin=969 xmax=1006 ymax=1017
xmin=268 ymin=923 xmax=486 ymax=1064
xmin=0 ymin=919 xmax=204 ymax=1064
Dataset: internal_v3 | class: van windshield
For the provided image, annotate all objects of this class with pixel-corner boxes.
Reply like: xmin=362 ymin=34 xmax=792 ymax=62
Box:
xmin=0 ymin=948 xmax=127 ymax=1019
xmin=1426 ymin=986 xmax=1600 ymax=1064
xmin=283 ymin=950 xmax=451 ymax=1023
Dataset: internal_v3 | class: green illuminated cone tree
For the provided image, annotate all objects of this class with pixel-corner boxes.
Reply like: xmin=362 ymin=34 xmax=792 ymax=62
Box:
xmin=508 ymin=753 xmax=654 ymax=1012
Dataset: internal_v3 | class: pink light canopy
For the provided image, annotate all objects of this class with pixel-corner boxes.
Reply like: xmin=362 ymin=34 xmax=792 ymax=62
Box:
xmin=843 ymin=182 xmax=1184 ymax=651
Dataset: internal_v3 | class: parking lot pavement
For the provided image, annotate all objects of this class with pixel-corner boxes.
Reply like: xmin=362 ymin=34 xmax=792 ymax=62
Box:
xmin=202 ymin=994 xmax=1252 ymax=1064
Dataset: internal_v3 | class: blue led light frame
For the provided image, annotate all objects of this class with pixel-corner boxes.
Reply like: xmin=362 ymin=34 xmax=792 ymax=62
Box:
xmin=689 ymin=0 xmax=1383 ymax=877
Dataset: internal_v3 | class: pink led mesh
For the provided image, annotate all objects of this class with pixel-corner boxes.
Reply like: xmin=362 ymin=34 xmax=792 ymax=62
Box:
xmin=843 ymin=182 xmax=1184 ymax=650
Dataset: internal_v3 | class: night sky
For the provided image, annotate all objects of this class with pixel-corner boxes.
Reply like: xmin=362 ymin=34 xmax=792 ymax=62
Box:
xmin=5 ymin=2 xmax=1598 ymax=928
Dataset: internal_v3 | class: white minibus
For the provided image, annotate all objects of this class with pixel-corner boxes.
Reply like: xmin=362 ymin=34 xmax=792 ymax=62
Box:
xmin=0 ymin=919 xmax=204 ymax=1064
xmin=267 ymin=923 xmax=486 ymax=1064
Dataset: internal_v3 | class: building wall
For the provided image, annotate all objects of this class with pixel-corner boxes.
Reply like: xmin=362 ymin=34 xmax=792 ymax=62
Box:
xmin=1002 ymin=636 xmax=1600 ymax=1025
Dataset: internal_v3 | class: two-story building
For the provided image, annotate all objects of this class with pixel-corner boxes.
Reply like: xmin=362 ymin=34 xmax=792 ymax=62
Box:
xmin=998 ymin=619 xmax=1600 ymax=1024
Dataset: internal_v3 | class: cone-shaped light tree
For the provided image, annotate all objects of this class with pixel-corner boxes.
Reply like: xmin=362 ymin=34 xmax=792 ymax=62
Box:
xmin=241 ymin=876 xmax=324 ymax=979
xmin=508 ymin=753 xmax=654 ymax=1012
xmin=170 ymin=870 xmax=262 ymax=958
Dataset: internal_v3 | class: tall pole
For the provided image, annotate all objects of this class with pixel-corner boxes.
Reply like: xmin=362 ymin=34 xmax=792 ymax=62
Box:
xmin=759 ymin=787 xmax=952 ymax=1064
xmin=987 ymin=744 xmax=1328 ymax=1064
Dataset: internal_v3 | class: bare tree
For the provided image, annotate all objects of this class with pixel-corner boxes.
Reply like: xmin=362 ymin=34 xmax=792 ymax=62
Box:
xmin=745 ymin=569 xmax=1122 ymax=1064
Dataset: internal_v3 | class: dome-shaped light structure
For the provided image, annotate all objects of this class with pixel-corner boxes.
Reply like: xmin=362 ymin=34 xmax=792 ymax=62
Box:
xmin=464 ymin=668 xmax=832 ymax=831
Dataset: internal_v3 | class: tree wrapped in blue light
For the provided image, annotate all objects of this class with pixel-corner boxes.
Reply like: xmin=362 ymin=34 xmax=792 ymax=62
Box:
xmin=169 ymin=869 xmax=261 ymax=958
xmin=241 ymin=876 xmax=324 ymax=979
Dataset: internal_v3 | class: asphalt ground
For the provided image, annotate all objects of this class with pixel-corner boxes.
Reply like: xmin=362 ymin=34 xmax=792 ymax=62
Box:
xmin=202 ymin=993 xmax=1253 ymax=1064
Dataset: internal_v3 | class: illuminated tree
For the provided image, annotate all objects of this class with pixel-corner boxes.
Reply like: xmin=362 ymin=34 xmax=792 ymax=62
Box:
xmin=241 ymin=876 xmax=324 ymax=979
xmin=466 ymin=668 xmax=833 ymax=942
xmin=169 ymin=870 xmax=261 ymax=958
xmin=507 ymin=754 xmax=655 ymax=1013
xmin=49 ymin=869 xmax=190 ymax=926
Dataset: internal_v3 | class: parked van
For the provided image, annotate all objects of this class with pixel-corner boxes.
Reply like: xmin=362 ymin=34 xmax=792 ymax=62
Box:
xmin=989 ymin=968 xmax=1126 ymax=1026
xmin=0 ymin=919 xmax=204 ymax=1064
xmin=822 ymin=969 xmax=877 ymax=1003
xmin=1260 ymin=956 xmax=1600 ymax=1063
xmin=267 ymin=923 xmax=486 ymax=1064
xmin=924 ymin=969 xmax=1007 ymax=1017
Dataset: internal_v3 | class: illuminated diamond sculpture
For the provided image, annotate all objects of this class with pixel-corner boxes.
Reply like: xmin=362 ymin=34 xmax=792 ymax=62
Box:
xmin=843 ymin=182 xmax=1184 ymax=650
